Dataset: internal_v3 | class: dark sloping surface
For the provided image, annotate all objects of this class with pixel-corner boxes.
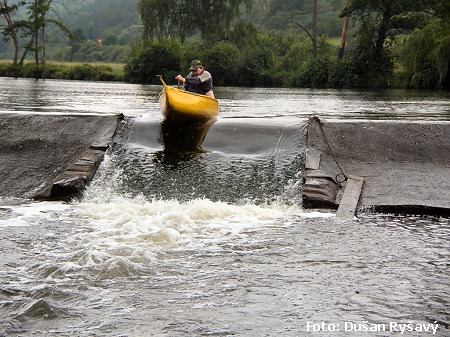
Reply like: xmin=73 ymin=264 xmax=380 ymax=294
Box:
xmin=305 ymin=118 xmax=450 ymax=211
xmin=0 ymin=113 xmax=120 ymax=198
xmin=132 ymin=117 xmax=307 ymax=157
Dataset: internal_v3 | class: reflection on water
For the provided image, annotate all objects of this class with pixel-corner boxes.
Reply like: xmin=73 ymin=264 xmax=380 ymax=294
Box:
xmin=153 ymin=118 xmax=216 ymax=164
xmin=1 ymin=77 xmax=449 ymax=120
xmin=161 ymin=118 xmax=215 ymax=153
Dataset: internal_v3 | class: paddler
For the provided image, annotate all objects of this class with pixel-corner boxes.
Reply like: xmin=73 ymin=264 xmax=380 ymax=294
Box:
xmin=175 ymin=60 xmax=215 ymax=98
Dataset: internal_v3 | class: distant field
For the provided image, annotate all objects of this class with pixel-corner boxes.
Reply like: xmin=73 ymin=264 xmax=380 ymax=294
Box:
xmin=0 ymin=60 xmax=125 ymax=70
xmin=0 ymin=60 xmax=126 ymax=81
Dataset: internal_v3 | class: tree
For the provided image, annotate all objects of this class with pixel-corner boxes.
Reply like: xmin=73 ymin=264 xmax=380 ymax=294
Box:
xmin=19 ymin=0 xmax=73 ymax=66
xmin=344 ymin=0 xmax=439 ymax=87
xmin=139 ymin=0 xmax=253 ymax=44
xmin=291 ymin=0 xmax=318 ymax=58
xmin=125 ymin=39 xmax=183 ymax=83
xmin=338 ymin=0 xmax=351 ymax=59
xmin=139 ymin=0 xmax=179 ymax=41
xmin=399 ymin=1 xmax=450 ymax=89
xmin=347 ymin=0 xmax=438 ymax=60
xmin=0 ymin=0 xmax=25 ymax=65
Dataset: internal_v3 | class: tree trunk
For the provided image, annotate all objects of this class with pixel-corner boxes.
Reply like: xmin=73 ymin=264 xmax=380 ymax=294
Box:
xmin=33 ymin=0 xmax=39 ymax=66
xmin=42 ymin=23 xmax=46 ymax=65
xmin=11 ymin=31 xmax=19 ymax=65
xmin=338 ymin=0 xmax=351 ymax=60
xmin=0 ymin=0 xmax=20 ymax=65
xmin=312 ymin=0 xmax=318 ymax=59
xmin=20 ymin=38 xmax=34 ymax=65
xmin=375 ymin=5 xmax=392 ymax=59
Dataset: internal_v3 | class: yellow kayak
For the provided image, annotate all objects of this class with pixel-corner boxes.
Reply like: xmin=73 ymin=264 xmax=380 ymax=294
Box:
xmin=158 ymin=77 xmax=219 ymax=120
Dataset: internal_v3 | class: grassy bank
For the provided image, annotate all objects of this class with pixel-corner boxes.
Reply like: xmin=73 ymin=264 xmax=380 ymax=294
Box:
xmin=0 ymin=60 xmax=125 ymax=82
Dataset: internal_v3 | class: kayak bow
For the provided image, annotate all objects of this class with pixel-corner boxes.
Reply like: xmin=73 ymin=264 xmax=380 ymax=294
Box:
xmin=158 ymin=76 xmax=219 ymax=120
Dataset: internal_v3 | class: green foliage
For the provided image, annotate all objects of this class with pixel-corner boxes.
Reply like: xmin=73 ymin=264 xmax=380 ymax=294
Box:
xmin=104 ymin=32 xmax=119 ymax=46
xmin=138 ymin=0 xmax=253 ymax=43
xmin=400 ymin=21 xmax=450 ymax=89
xmin=237 ymin=34 xmax=278 ymax=86
xmin=3 ymin=0 xmax=447 ymax=89
xmin=125 ymin=39 xmax=182 ymax=84
xmin=202 ymin=42 xmax=240 ymax=86
xmin=247 ymin=0 xmax=346 ymax=37
xmin=290 ymin=59 xmax=329 ymax=87
xmin=62 ymin=0 xmax=139 ymax=40
xmin=123 ymin=28 xmax=340 ymax=88
xmin=0 ymin=61 xmax=125 ymax=81
xmin=342 ymin=0 xmax=432 ymax=88
xmin=328 ymin=59 xmax=361 ymax=88
xmin=229 ymin=21 xmax=258 ymax=49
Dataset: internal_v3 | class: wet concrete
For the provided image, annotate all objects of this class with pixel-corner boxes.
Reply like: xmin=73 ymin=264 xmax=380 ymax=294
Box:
xmin=0 ymin=113 xmax=122 ymax=199
xmin=303 ymin=117 xmax=450 ymax=214
xmin=2 ymin=112 xmax=450 ymax=214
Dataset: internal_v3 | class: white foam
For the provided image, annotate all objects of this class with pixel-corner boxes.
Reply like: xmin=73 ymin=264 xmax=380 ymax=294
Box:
xmin=3 ymin=192 xmax=334 ymax=278
xmin=63 ymin=195 xmax=333 ymax=266
xmin=0 ymin=201 xmax=71 ymax=228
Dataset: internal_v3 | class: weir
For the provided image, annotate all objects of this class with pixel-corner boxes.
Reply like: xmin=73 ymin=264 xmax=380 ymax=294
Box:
xmin=1 ymin=113 xmax=449 ymax=216
xmin=0 ymin=113 xmax=122 ymax=199
xmin=303 ymin=117 xmax=450 ymax=215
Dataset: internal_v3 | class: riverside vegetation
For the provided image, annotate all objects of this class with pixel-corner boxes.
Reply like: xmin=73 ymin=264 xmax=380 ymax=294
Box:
xmin=1 ymin=0 xmax=449 ymax=89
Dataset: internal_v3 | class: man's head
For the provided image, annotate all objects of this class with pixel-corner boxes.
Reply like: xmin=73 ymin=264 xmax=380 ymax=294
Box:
xmin=190 ymin=59 xmax=204 ymax=75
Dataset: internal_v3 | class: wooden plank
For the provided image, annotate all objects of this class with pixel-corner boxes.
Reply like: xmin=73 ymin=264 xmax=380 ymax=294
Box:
xmin=305 ymin=148 xmax=321 ymax=169
xmin=336 ymin=175 xmax=364 ymax=220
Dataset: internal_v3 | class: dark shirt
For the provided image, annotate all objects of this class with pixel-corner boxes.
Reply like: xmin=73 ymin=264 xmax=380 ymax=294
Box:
xmin=185 ymin=70 xmax=213 ymax=95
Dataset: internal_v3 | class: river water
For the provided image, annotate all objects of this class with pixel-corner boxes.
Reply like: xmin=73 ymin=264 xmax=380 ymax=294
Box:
xmin=0 ymin=77 xmax=449 ymax=336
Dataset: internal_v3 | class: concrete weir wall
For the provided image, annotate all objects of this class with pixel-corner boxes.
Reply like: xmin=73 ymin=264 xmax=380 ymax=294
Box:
xmin=303 ymin=117 xmax=450 ymax=215
xmin=0 ymin=113 xmax=122 ymax=199
xmin=1 ymin=112 xmax=449 ymax=216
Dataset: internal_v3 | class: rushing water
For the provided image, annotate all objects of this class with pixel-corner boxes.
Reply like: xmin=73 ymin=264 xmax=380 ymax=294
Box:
xmin=1 ymin=77 xmax=450 ymax=336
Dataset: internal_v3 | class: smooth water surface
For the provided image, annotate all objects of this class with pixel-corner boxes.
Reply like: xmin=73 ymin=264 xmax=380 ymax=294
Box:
xmin=1 ymin=77 xmax=449 ymax=120
xmin=1 ymin=77 xmax=449 ymax=336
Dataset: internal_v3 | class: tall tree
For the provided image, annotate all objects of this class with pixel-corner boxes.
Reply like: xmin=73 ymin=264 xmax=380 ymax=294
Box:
xmin=311 ymin=0 xmax=318 ymax=58
xmin=0 ymin=0 xmax=25 ymax=65
xmin=291 ymin=0 xmax=319 ymax=58
xmin=348 ymin=0 xmax=435 ymax=61
xmin=20 ymin=0 xmax=72 ymax=65
xmin=337 ymin=0 xmax=351 ymax=59
xmin=139 ymin=0 xmax=179 ymax=41
xmin=399 ymin=0 xmax=450 ymax=88
xmin=139 ymin=0 xmax=253 ymax=44
xmin=345 ymin=0 xmax=439 ymax=86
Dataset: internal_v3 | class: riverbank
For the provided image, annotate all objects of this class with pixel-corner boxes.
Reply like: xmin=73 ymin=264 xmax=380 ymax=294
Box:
xmin=0 ymin=58 xmax=445 ymax=90
xmin=0 ymin=60 xmax=125 ymax=82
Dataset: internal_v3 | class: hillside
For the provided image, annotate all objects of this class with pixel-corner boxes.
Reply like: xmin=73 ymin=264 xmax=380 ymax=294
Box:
xmin=1 ymin=0 xmax=347 ymax=62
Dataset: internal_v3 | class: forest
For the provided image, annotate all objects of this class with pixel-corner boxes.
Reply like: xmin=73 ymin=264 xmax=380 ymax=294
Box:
xmin=1 ymin=0 xmax=449 ymax=89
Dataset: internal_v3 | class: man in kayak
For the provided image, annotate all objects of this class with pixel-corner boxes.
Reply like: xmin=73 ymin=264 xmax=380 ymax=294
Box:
xmin=175 ymin=60 xmax=215 ymax=98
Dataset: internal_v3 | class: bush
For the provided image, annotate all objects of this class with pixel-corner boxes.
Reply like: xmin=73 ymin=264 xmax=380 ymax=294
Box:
xmin=0 ymin=63 xmax=21 ymax=77
xmin=0 ymin=62 xmax=124 ymax=82
xmin=328 ymin=60 xmax=362 ymax=88
xmin=290 ymin=59 xmax=329 ymax=88
xmin=202 ymin=42 xmax=240 ymax=86
xmin=400 ymin=21 xmax=450 ymax=89
xmin=236 ymin=35 xmax=278 ymax=87
xmin=125 ymin=39 xmax=182 ymax=84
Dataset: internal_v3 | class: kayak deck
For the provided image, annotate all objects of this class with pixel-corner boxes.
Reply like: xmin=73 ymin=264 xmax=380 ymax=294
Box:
xmin=159 ymin=77 xmax=219 ymax=120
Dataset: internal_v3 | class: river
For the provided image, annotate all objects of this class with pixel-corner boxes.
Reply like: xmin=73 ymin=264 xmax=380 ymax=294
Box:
xmin=0 ymin=77 xmax=449 ymax=336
